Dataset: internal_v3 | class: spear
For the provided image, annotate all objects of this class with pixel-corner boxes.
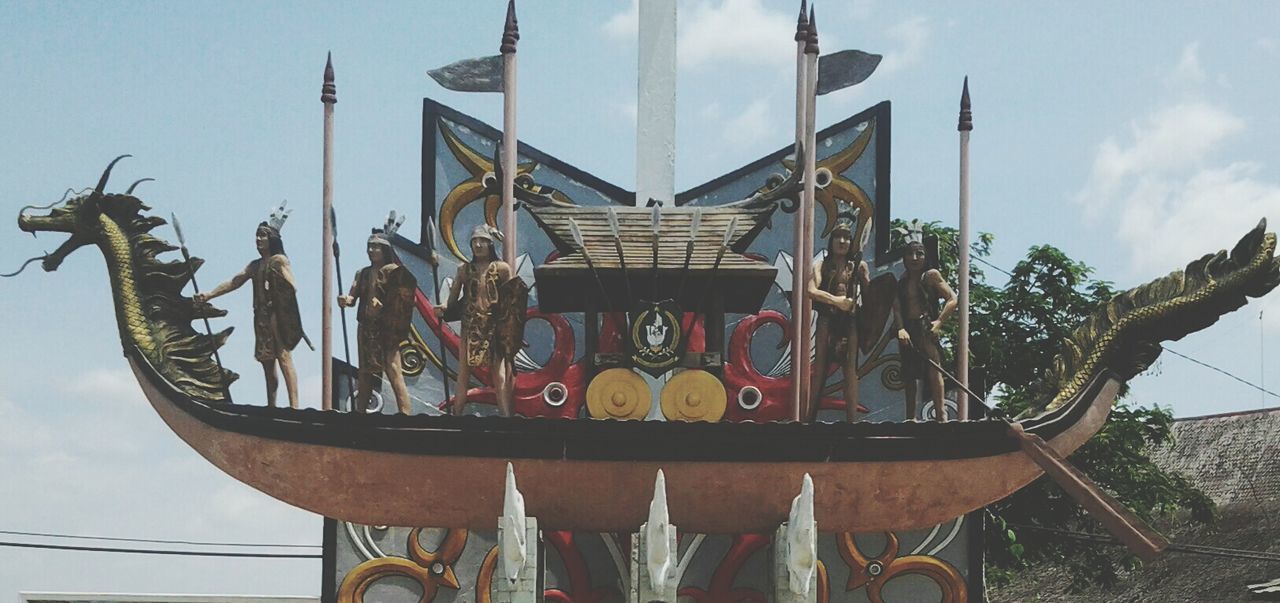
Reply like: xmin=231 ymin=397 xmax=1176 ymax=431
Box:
xmin=790 ymin=1 xmax=809 ymax=422
xmin=956 ymin=77 xmax=973 ymax=421
xmin=700 ymin=216 xmax=739 ymax=312
xmin=673 ymin=208 xmax=702 ymax=303
xmin=606 ymin=208 xmax=635 ymax=304
xmin=569 ymin=217 xmax=613 ymax=314
xmin=321 ymin=52 xmax=337 ymax=411
xmin=500 ymin=0 xmax=520 ymax=267
xmin=171 ymin=212 xmax=231 ymax=403
xmin=650 ymin=203 xmax=661 ymax=299
xmin=329 ymin=207 xmax=356 ymax=412
xmin=425 ymin=216 xmax=451 ymax=404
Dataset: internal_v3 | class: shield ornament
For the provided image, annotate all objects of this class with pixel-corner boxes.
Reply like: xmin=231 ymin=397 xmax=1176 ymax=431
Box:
xmin=630 ymin=299 xmax=682 ymax=376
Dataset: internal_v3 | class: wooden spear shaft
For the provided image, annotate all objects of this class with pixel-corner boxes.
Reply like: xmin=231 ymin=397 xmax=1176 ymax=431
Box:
xmin=320 ymin=53 xmax=337 ymax=412
xmin=799 ymin=8 xmax=819 ymax=418
xmin=500 ymin=1 xmax=519 ymax=268
xmin=790 ymin=1 xmax=808 ymax=422
xmin=957 ymin=77 xmax=973 ymax=421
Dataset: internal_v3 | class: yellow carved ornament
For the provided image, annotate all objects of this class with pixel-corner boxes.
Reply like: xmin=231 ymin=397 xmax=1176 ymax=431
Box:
xmin=660 ymin=369 xmax=726 ymax=422
xmin=586 ymin=368 xmax=652 ymax=420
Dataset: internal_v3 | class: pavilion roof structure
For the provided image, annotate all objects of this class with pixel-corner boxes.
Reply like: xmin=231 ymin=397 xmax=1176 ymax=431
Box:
xmin=527 ymin=204 xmax=779 ymax=313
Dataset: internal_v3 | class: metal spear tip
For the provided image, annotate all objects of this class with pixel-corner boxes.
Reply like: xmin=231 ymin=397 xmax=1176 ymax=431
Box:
xmin=958 ymin=76 xmax=973 ymax=132
xmin=322 ymin=52 xmax=337 ymax=104
xmin=568 ymin=217 xmax=585 ymax=249
xmin=795 ymin=0 xmax=808 ymax=39
xmin=500 ymin=0 xmax=519 ymax=53
xmin=607 ymin=207 xmax=620 ymax=236
xmin=722 ymin=217 xmax=739 ymax=247
xmin=805 ymin=5 xmax=819 ymax=54
xmin=170 ymin=212 xmax=187 ymax=246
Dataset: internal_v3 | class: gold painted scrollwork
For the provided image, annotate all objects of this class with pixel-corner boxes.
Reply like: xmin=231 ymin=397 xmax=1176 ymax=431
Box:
xmin=476 ymin=544 xmax=500 ymax=603
xmin=838 ymin=531 xmax=967 ymax=603
xmin=337 ymin=528 xmax=469 ymax=603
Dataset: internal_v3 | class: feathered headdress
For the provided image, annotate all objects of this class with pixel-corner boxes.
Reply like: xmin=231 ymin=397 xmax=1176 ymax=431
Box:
xmin=892 ymin=219 xmax=925 ymax=247
xmin=261 ymin=200 xmax=291 ymax=233
xmin=369 ymin=210 xmax=406 ymax=245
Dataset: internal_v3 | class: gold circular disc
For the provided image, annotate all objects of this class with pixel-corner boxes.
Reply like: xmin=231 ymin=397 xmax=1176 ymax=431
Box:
xmin=660 ymin=369 xmax=727 ymax=422
xmin=586 ymin=368 xmax=652 ymax=420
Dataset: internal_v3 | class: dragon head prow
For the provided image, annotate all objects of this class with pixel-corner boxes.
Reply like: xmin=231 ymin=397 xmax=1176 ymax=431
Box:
xmin=1039 ymin=218 xmax=1279 ymax=414
xmin=14 ymin=156 xmax=240 ymax=402
xmin=16 ymin=155 xmax=157 ymax=271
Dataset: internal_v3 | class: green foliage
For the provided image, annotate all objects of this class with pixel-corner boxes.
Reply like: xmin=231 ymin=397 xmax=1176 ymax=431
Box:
xmin=891 ymin=219 xmax=1214 ymax=590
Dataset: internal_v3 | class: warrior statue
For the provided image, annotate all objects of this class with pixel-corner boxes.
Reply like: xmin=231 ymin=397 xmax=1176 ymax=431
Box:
xmin=338 ymin=212 xmax=417 ymax=414
xmin=806 ymin=212 xmax=870 ymax=422
xmin=196 ymin=202 xmax=306 ymax=408
xmin=438 ymin=224 xmax=528 ymax=417
xmin=892 ymin=221 xmax=957 ymax=422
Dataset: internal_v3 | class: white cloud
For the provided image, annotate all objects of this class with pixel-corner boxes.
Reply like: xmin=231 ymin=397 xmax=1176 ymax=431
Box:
xmin=1165 ymin=41 xmax=1206 ymax=87
xmin=1258 ymin=37 xmax=1279 ymax=57
xmin=723 ymin=97 xmax=772 ymax=147
xmin=603 ymin=0 xmax=800 ymax=70
xmin=877 ymin=16 xmax=931 ymax=76
xmin=603 ymin=0 xmax=639 ymax=40
xmin=0 ymin=364 xmax=319 ymax=592
xmin=1074 ymin=101 xmax=1244 ymax=214
xmin=1072 ymin=47 xmax=1280 ymax=331
xmin=678 ymin=0 xmax=797 ymax=70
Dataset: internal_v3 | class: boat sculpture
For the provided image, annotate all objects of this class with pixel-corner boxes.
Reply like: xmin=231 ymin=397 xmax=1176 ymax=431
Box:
xmin=15 ymin=155 xmax=1280 ymax=533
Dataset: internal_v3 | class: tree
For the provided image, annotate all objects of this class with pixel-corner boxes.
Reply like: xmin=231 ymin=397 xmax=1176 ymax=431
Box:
xmin=894 ymin=220 xmax=1214 ymax=591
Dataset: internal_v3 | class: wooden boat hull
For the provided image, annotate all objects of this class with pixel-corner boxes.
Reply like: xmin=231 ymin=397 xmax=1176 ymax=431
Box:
xmin=131 ymin=349 xmax=1118 ymax=533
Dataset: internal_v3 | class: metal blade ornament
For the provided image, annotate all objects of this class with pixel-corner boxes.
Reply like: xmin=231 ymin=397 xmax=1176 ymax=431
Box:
xmin=428 ymin=55 xmax=504 ymax=93
xmin=816 ymin=49 xmax=882 ymax=95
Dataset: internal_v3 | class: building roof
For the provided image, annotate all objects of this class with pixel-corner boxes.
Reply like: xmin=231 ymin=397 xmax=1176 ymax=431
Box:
xmin=990 ymin=407 xmax=1280 ymax=603
xmin=1150 ymin=407 xmax=1280 ymax=506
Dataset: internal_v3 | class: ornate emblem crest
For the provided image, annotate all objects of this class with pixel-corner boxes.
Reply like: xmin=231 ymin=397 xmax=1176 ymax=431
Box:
xmin=630 ymin=299 xmax=682 ymax=376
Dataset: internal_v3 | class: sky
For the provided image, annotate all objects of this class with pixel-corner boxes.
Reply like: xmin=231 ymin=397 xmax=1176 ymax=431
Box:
xmin=1 ymin=0 xmax=1278 ymax=595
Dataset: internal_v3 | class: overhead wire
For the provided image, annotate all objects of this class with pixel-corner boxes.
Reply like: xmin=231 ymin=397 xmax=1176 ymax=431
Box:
xmin=0 ymin=540 xmax=320 ymax=558
xmin=0 ymin=528 xmax=320 ymax=549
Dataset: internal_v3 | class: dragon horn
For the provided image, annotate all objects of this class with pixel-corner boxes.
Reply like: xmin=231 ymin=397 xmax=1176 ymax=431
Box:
xmin=95 ymin=155 xmax=132 ymax=195
xmin=126 ymin=178 xmax=155 ymax=195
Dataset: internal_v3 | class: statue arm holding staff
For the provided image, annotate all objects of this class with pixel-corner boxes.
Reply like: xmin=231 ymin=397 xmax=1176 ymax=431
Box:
xmin=806 ymin=258 xmax=856 ymax=312
xmin=437 ymin=263 xmax=467 ymax=317
xmin=194 ymin=262 xmax=253 ymax=303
